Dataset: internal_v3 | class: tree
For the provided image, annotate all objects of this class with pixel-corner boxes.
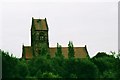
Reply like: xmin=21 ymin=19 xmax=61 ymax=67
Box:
xmin=50 ymin=57 xmax=67 ymax=77
xmin=40 ymin=45 xmax=49 ymax=56
xmin=91 ymin=52 xmax=116 ymax=78
xmin=17 ymin=59 xmax=28 ymax=78
xmin=2 ymin=50 xmax=19 ymax=78
xmin=65 ymin=58 xmax=98 ymax=78
xmin=55 ymin=43 xmax=63 ymax=58
xmin=41 ymin=72 xmax=61 ymax=78
xmin=114 ymin=52 xmax=120 ymax=79
xmin=28 ymin=55 xmax=52 ymax=77
xmin=92 ymin=52 xmax=111 ymax=59
xmin=68 ymin=41 xmax=75 ymax=58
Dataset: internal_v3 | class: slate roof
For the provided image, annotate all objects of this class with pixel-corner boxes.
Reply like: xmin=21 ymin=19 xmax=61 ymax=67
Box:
xmin=32 ymin=18 xmax=48 ymax=30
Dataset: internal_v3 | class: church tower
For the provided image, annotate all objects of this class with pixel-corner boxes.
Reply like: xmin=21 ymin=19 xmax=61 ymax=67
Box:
xmin=31 ymin=17 xmax=49 ymax=56
xmin=22 ymin=17 xmax=89 ymax=60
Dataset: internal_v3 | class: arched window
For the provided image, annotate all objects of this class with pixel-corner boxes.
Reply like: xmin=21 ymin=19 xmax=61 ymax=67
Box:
xmin=39 ymin=32 xmax=45 ymax=42
xmin=35 ymin=32 xmax=39 ymax=40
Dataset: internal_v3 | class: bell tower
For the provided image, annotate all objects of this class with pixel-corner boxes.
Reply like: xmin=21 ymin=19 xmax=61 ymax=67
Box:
xmin=31 ymin=17 xmax=49 ymax=56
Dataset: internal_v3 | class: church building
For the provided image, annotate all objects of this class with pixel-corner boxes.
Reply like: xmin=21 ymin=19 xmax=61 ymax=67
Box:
xmin=22 ymin=18 xmax=89 ymax=59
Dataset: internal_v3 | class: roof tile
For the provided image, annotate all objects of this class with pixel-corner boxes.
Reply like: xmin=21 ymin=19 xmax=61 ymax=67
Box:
xmin=49 ymin=47 xmax=88 ymax=58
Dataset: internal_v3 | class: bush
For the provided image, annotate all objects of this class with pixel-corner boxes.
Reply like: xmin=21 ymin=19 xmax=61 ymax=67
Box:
xmin=65 ymin=58 xmax=98 ymax=78
xmin=2 ymin=49 xmax=119 ymax=79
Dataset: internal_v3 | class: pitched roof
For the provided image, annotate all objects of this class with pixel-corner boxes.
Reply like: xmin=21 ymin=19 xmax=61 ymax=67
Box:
xmin=22 ymin=46 xmax=89 ymax=59
xmin=32 ymin=18 xmax=48 ymax=30
xmin=49 ymin=46 xmax=89 ymax=58
xmin=22 ymin=46 xmax=33 ymax=59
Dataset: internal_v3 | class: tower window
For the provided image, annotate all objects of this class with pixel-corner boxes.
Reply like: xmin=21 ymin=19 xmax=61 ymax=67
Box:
xmin=39 ymin=32 xmax=45 ymax=42
xmin=35 ymin=33 xmax=39 ymax=40
xmin=39 ymin=36 xmax=45 ymax=41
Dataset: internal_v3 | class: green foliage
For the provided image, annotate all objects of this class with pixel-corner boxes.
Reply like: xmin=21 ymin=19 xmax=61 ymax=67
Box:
xmin=68 ymin=41 xmax=74 ymax=58
xmin=1 ymin=49 xmax=120 ymax=79
xmin=91 ymin=52 xmax=118 ymax=78
xmin=50 ymin=57 xmax=67 ymax=77
xmin=65 ymin=58 xmax=98 ymax=78
xmin=93 ymin=52 xmax=113 ymax=59
xmin=1 ymin=50 xmax=29 ymax=78
xmin=116 ymin=51 xmax=120 ymax=59
xmin=114 ymin=56 xmax=120 ymax=79
xmin=28 ymin=55 xmax=52 ymax=77
xmin=40 ymin=46 xmax=48 ymax=56
xmin=55 ymin=43 xmax=64 ymax=58
xmin=17 ymin=59 xmax=28 ymax=78
xmin=2 ymin=50 xmax=19 ymax=78
xmin=41 ymin=72 xmax=61 ymax=78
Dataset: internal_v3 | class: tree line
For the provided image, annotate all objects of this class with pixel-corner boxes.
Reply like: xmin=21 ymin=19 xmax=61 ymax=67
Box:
xmin=1 ymin=42 xmax=120 ymax=79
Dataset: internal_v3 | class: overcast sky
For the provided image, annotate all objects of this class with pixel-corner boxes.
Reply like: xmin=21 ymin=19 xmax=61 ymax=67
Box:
xmin=0 ymin=0 xmax=118 ymax=58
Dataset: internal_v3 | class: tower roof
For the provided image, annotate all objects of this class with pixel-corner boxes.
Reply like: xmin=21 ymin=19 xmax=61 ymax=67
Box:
xmin=32 ymin=17 xmax=48 ymax=30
